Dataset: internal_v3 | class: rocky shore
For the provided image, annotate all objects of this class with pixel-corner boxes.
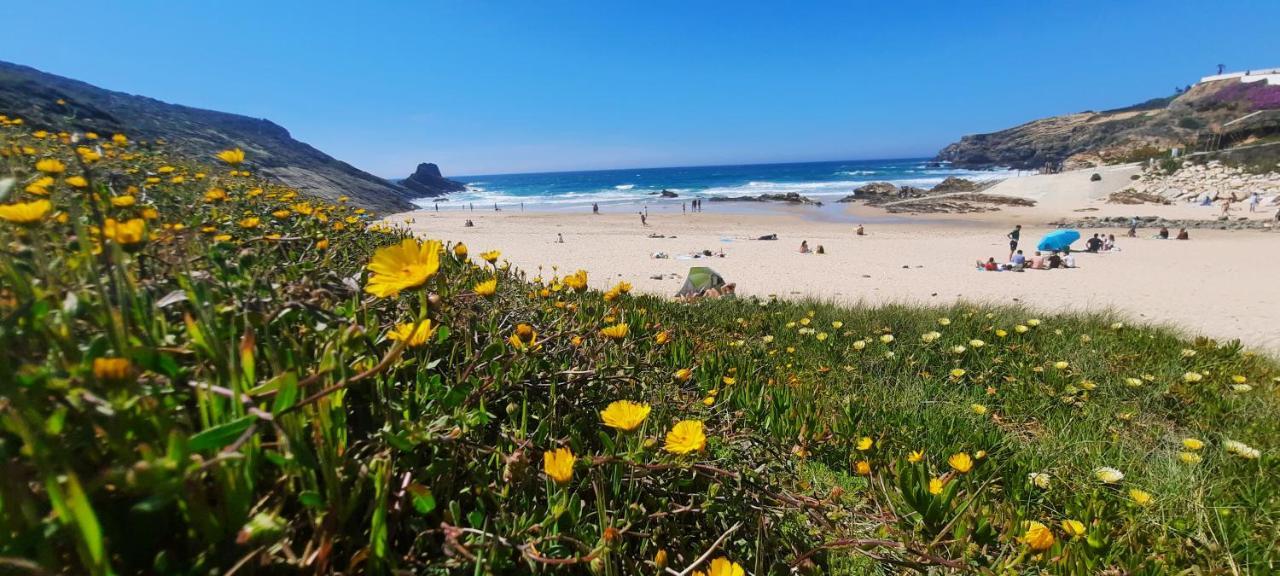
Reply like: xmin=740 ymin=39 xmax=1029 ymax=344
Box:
xmin=1122 ymin=161 xmax=1280 ymax=204
xmin=836 ymin=177 xmax=1030 ymax=214
xmin=1050 ymin=215 xmax=1277 ymax=231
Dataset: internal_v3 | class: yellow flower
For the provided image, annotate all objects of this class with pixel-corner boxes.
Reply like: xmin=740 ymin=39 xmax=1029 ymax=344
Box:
xmin=238 ymin=217 xmax=260 ymax=229
xmin=0 ymin=199 xmax=52 ymax=225
xmin=655 ymin=331 xmax=670 ymax=345
xmin=928 ymin=477 xmax=945 ymax=495
xmin=692 ymin=557 xmax=744 ymax=576
xmin=654 ymin=549 xmax=668 ymax=570
xmin=856 ymin=437 xmax=873 ymax=451
xmin=364 ymin=238 xmax=442 ymax=298
xmin=701 ymin=396 xmax=715 ymax=406
xmin=25 ymin=176 xmax=54 ymax=195
xmin=1178 ymin=452 xmax=1202 ymax=464
xmin=452 ymin=242 xmax=468 ymax=259
xmin=1061 ymin=519 xmax=1086 ymax=538
xmin=563 ymin=269 xmax=588 ymax=292
xmin=272 ymin=209 xmax=291 ymax=219
xmin=110 ymin=195 xmax=135 ymax=207
xmin=92 ymin=357 xmax=132 ymax=382
xmin=948 ymin=452 xmax=973 ymax=474
xmin=949 ymin=368 xmax=966 ymax=378
xmin=854 ymin=460 xmax=871 ymax=475
xmin=1182 ymin=438 xmax=1204 ymax=451
xmin=600 ymin=400 xmax=651 ymax=431
xmin=1026 ymin=318 xmax=1041 ymax=327
xmin=1021 ymin=521 xmax=1055 ymax=551
xmin=921 ymin=331 xmax=941 ymax=343
xmin=315 ymin=238 xmax=330 ymax=250
xmin=937 ymin=317 xmax=951 ymax=326
xmin=831 ymin=320 xmax=843 ymax=329
xmin=1014 ymin=324 xmax=1029 ymax=333
xmin=852 ymin=340 xmax=866 ymax=350
xmin=1231 ymin=375 xmax=1247 ymax=384
xmin=907 ymin=450 xmax=924 ymax=463
xmin=721 ymin=376 xmax=736 ymax=386
xmin=995 ymin=329 xmax=1008 ymax=337
xmin=111 ymin=133 xmax=128 ymax=144
xmin=65 ymin=176 xmax=88 ymax=188
xmin=473 ymin=278 xmax=497 ymax=297
xmin=1182 ymin=371 xmax=1203 ymax=383
xmin=204 ymin=188 xmax=228 ymax=202
xmin=879 ymin=334 xmax=894 ymax=344
xmin=102 ymin=218 xmax=146 ymax=246
xmin=971 ymin=403 xmax=987 ymax=415
xmin=664 ymin=420 xmax=706 ymax=454
xmin=1129 ymin=488 xmax=1152 ymax=506
xmin=508 ymin=323 xmax=540 ymax=352
xmin=480 ymin=249 xmax=501 ymax=263
xmin=968 ymin=339 xmax=985 ymax=348
xmin=216 ymin=147 xmax=246 ymax=165
xmin=674 ymin=368 xmax=693 ymax=381
xmin=387 ymin=320 xmax=434 ymax=347
xmin=600 ymin=323 xmax=629 ymax=340
xmin=543 ymin=447 xmax=575 ymax=485
xmin=36 ymin=158 xmax=66 ymax=174
xmin=1028 ymin=472 xmax=1051 ymax=489
xmin=1053 ymin=361 xmax=1069 ymax=370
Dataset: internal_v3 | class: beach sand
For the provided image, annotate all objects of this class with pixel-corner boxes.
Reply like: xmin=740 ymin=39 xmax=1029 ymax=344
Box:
xmin=395 ymin=169 xmax=1280 ymax=354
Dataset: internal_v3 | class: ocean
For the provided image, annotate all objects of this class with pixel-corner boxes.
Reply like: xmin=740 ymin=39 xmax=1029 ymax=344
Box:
xmin=412 ymin=158 xmax=1015 ymax=212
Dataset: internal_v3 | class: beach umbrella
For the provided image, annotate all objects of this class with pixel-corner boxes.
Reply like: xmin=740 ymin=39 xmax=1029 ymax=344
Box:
xmin=1036 ymin=229 xmax=1081 ymax=252
xmin=676 ymin=267 xmax=725 ymax=297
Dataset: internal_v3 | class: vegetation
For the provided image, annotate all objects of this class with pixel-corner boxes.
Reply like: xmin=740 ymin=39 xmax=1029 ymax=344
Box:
xmin=2 ymin=113 xmax=1278 ymax=575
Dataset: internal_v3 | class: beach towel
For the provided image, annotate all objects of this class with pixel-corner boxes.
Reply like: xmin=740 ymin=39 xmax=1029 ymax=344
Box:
xmin=675 ymin=267 xmax=725 ymax=297
xmin=1037 ymin=230 xmax=1080 ymax=252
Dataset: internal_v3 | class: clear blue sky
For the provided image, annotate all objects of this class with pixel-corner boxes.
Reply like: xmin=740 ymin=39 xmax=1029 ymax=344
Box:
xmin=3 ymin=1 xmax=1278 ymax=177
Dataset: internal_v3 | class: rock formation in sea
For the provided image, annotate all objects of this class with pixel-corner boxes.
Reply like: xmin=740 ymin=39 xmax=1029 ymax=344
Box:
xmin=401 ymin=163 xmax=467 ymax=197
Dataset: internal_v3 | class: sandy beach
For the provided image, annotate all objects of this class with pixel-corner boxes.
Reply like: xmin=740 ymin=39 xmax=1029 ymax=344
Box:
xmin=396 ymin=168 xmax=1280 ymax=354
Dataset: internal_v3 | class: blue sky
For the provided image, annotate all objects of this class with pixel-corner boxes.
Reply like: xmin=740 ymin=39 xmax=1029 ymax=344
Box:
xmin=3 ymin=1 xmax=1278 ymax=177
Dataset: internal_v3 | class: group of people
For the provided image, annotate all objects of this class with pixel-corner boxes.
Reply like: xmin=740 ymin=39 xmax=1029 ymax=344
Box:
xmin=979 ymin=225 xmax=1124 ymax=272
xmin=798 ymin=240 xmax=827 ymax=254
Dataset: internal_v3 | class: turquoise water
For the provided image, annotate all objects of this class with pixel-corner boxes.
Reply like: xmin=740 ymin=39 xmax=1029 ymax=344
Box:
xmin=412 ymin=158 xmax=1014 ymax=211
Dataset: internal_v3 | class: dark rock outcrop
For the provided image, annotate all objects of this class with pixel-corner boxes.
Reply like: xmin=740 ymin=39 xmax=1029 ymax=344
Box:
xmin=930 ymin=176 xmax=979 ymax=193
xmin=708 ymin=192 xmax=822 ymax=205
xmin=0 ymin=60 xmax=414 ymax=213
xmin=659 ymin=190 xmax=679 ymax=198
xmin=401 ymin=163 xmax=466 ymax=197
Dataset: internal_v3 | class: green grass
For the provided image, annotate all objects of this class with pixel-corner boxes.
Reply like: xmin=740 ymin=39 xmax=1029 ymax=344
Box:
xmin=1 ymin=119 xmax=1277 ymax=575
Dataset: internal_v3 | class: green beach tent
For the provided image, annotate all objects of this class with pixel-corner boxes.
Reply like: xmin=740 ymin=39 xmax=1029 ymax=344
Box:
xmin=676 ymin=267 xmax=726 ymax=297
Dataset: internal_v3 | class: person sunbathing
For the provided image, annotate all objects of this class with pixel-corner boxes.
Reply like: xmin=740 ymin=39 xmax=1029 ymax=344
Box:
xmin=799 ymin=240 xmax=811 ymax=253
xmin=1176 ymin=228 xmax=1189 ymax=240
xmin=1029 ymin=251 xmax=1046 ymax=270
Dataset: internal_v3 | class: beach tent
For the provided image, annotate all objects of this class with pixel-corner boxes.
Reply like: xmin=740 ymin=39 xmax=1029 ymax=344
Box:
xmin=676 ymin=267 xmax=725 ymax=297
xmin=1037 ymin=229 xmax=1081 ymax=252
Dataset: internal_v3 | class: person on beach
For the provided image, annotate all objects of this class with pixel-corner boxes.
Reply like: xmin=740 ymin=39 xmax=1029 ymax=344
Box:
xmin=1062 ymin=249 xmax=1077 ymax=269
xmin=592 ymin=203 xmax=599 ymax=214
xmin=1222 ymin=199 xmax=1232 ymax=217
xmin=1029 ymin=251 xmax=1046 ymax=270
xmin=980 ymin=257 xmax=999 ymax=271
xmin=799 ymin=240 xmax=811 ymax=254
xmin=639 ymin=212 xmax=647 ymax=226
xmin=1085 ymin=234 xmax=1103 ymax=252
xmin=1047 ymin=252 xmax=1063 ymax=269
xmin=1007 ymin=225 xmax=1022 ymax=260
xmin=557 ymin=233 xmax=564 ymax=244
xmin=816 ymin=245 xmax=826 ymax=254
xmin=1011 ymin=250 xmax=1026 ymax=268
xmin=1249 ymin=192 xmax=1261 ymax=213
xmin=1176 ymin=228 xmax=1190 ymax=240
xmin=1103 ymin=234 xmax=1116 ymax=251
xmin=1157 ymin=226 xmax=1170 ymax=239
xmin=856 ymin=224 xmax=865 ymax=236
xmin=683 ymin=203 xmax=687 ymax=213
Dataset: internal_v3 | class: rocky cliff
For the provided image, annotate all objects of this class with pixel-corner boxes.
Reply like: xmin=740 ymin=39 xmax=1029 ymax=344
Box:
xmin=937 ymin=76 xmax=1280 ymax=170
xmin=0 ymin=60 xmax=415 ymax=213
xmin=401 ymin=162 xmax=467 ymax=197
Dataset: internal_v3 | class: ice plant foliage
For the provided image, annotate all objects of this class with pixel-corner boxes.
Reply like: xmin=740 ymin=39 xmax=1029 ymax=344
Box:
xmin=0 ymin=117 xmax=1275 ymax=574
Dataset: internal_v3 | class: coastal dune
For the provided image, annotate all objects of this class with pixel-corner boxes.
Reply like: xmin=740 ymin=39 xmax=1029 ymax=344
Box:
xmin=399 ymin=209 xmax=1280 ymax=355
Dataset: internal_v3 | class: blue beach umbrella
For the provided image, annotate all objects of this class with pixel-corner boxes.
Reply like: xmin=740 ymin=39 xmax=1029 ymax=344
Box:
xmin=1037 ymin=229 xmax=1081 ymax=252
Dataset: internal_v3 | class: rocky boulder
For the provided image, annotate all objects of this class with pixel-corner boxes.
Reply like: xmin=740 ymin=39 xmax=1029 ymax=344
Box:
xmin=930 ymin=176 xmax=979 ymax=193
xmin=401 ymin=163 xmax=467 ymax=197
xmin=709 ymin=192 xmax=822 ymax=205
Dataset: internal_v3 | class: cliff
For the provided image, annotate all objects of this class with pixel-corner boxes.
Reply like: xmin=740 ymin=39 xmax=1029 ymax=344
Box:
xmin=0 ymin=60 xmax=415 ymax=213
xmin=936 ymin=75 xmax=1280 ymax=170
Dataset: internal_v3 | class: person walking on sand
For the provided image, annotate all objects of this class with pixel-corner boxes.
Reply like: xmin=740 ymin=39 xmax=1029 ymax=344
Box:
xmin=592 ymin=203 xmax=599 ymax=215
xmin=1006 ymin=225 xmax=1022 ymax=260
xmin=1250 ymin=192 xmax=1260 ymax=213
xmin=1222 ymin=199 xmax=1232 ymax=217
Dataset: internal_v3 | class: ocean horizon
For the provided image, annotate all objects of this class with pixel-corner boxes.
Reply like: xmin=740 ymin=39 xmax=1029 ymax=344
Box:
xmin=410 ymin=158 xmax=1017 ymax=210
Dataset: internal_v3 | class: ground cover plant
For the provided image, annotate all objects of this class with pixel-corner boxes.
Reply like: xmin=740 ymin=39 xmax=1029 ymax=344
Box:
xmin=1 ymin=113 xmax=1277 ymax=574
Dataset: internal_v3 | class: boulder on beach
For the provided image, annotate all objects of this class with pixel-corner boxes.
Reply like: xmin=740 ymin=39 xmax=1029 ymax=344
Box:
xmin=930 ymin=176 xmax=979 ymax=193
xmin=709 ymin=192 xmax=822 ymax=205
